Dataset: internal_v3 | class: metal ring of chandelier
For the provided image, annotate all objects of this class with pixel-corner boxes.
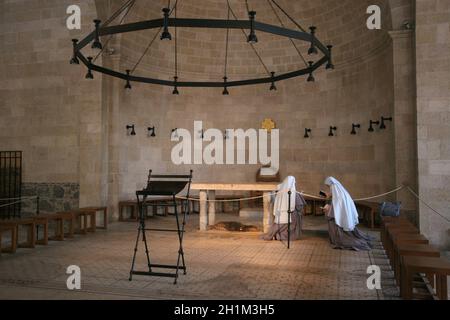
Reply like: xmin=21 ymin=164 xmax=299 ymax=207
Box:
xmin=72 ymin=9 xmax=333 ymax=89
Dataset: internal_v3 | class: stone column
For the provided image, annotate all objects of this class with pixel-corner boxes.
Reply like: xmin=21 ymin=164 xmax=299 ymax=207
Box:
xmin=389 ymin=30 xmax=418 ymax=214
xmin=104 ymin=51 xmax=122 ymax=221
xmin=263 ymin=192 xmax=271 ymax=233
xmin=208 ymin=190 xmax=216 ymax=226
xmin=199 ymin=190 xmax=208 ymax=231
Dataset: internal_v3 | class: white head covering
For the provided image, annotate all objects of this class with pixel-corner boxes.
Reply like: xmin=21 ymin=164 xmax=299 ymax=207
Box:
xmin=324 ymin=177 xmax=359 ymax=231
xmin=273 ymin=176 xmax=296 ymax=224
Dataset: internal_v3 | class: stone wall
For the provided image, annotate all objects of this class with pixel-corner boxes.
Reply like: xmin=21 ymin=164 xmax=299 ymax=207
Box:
xmin=113 ymin=0 xmax=397 ymax=204
xmin=21 ymin=182 xmax=79 ymax=215
xmin=415 ymin=0 xmax=450 ymax=249
xmin=0 ymin=0 xmax=103 ymax=210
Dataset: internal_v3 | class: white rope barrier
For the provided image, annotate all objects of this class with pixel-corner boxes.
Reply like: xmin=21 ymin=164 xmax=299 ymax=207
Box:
xmin=0 ymin=196 xmax=38 ymax=208
xmin=0 ymin=196 xmax=37 ymax=201
xmin=406 ymin=186 xmax=450 ymax=223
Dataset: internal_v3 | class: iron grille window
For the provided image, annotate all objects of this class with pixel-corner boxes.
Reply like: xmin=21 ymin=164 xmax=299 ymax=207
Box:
xmin=0 ymin=151 xmax=22 ymax=219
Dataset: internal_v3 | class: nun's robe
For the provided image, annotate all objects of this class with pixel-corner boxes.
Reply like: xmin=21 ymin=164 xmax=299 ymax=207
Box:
xmin=262 ymin=193 xmax=306 ymax=241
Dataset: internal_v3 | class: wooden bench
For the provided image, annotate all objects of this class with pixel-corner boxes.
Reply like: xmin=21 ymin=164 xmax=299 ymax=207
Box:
xmin=119 ymin=200 xmax=138 ymax=221
xmin=71 ymin=210 xmax=96 ymax=234
xmin=394 ymin=244 xmax=440 ymax=286
xmin=401 ymin=256 xmax=450 ymax=300
xmin=38 ymin=213 xmax=65 ymax=241
xmin=356 ymin=200 xmax=379 ymax=229
xmin=0 ymin=224 xmax=18 ymax=253
xmin=0 ymin=219 xmax=36 ymax=251
xmin=79 ymin=206 xmax=108 ymax=229
xmin=33 ymin=216 xmax=49 ymax=245
xmin=384 ymin=224 xmax=419 ymax=260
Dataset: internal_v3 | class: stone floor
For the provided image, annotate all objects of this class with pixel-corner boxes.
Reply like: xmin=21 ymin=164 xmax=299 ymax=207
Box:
xmin=0 ymin=213 xmax=402 ymax=300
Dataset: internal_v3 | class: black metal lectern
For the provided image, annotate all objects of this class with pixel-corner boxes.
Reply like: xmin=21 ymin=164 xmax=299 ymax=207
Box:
xmin=129 ymin=170 xmax=193 ymax=284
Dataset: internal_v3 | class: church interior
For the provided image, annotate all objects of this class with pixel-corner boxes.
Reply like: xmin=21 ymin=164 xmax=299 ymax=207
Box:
xmin=0 ymin=0 xmax=449 ymax=301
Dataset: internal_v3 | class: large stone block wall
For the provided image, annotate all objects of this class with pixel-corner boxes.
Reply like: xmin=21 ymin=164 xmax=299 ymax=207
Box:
xmin=416 ymin=0 xmax=450 ymax=249
xmin=0 ymin=0 xmax=103 ymax=209
xmin=114 ymin=0 xmax=397 ymax=202
xmin=21 ymin=182 xmax=79 ymax=215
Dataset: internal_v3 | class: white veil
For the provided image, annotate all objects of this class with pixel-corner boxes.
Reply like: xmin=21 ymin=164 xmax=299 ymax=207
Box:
xmin=324 ymin=177 xmax=359 ymax=231
xmin=273 ymin=176 xmax=296 ymax=224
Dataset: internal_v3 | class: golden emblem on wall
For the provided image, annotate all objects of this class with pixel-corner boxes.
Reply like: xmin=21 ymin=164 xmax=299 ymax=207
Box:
xmin=261 ymin=118 xmax=276 ymax=132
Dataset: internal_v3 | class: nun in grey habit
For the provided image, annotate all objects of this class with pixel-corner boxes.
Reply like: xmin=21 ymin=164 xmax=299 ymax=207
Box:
xmin=323 ymin=177 xmax=373 ymax=251
xmin=262 ymin=176 xmax=306 ymax=241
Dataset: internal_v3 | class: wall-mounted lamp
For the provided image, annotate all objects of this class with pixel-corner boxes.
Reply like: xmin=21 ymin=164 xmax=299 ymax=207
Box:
xmin=147 ymin=126 xmax=156 ymax=137
xmin=171 ymin=128 xmax=179 ymax=139
xmin=351 ymin=123 xmax=361 ymax=135
xmin=126 ymin=125 xmax=136 ymax=136
xmin=198 ymin=129 xmax=204 ymax=140
xmin=380 ymin=116 xmax=392 ymax=130
xmin=224 ymin=129 xmax=230 ymax=140
xmin=328 ymin=126 xmax=337 ymax=137
xmin=368 ymin=120 xmax=380 ymax=132
xmin=304 ymin=128 xmax=312 ymax=138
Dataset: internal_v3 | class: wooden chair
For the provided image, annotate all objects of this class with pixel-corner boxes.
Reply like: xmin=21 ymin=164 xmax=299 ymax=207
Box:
xmin=401 ymin=256 xmax=450 ymax=300
xmin=0 ymin=224 xmax=18 ymax=253
xmin=119 ymin=200 xmax=138 ymax=221
xmin=79 ymin=206 xmax=108 ymax=229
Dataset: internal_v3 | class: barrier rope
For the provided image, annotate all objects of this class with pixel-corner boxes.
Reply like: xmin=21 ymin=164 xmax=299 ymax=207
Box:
xmin=406 ymin=186 xmax=450 ymax=223
xmin=0 ymin=196 xmax=38 ymax=208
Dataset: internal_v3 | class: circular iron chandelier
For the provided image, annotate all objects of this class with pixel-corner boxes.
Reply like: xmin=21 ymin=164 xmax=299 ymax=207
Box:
xmin=71 ymin=0 xmax=334 ymax=93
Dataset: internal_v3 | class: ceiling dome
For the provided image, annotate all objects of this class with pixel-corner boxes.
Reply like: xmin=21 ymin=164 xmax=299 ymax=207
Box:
xmin=107 ymin=0 xmax=392 ymax=82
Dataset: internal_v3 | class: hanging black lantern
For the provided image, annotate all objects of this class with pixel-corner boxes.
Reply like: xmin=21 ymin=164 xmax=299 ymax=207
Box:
xmin=161 ymin=8 xmax=172 ymax=40
xmin=247 ymin=11 xmax=258 ymax=44
xmin=85 ymin=57 xmax=94 ymax=79
xmin=308 ymin=26 xmax=318 ymax=55
xmin=92 ymin=19 xmax=103 ymax=50
xmin=222 ymin=77 xmax=229 ymax=95
xmin=70 ymin=39 xmax=79 ymax=64
xmin=307 ymin=61 xmax=315 ymax=82
xmin=326 ymin=45 xmax=334 ymax=70
xmin=125 ymin=70 xmax=132 ymax=89
xmin=270 ymin=72 xmax=277 ymax=91
xmin=172 ymin=76 xmax=179 ymax=94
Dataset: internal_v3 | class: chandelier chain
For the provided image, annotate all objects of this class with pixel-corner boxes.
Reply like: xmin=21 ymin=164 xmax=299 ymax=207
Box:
xmin=130 ymin=0 xmax=179 ymax=74
xmin=267 ymin=0 xmax=308 ymax=68
xmin=224 ymin=5 xmax=231 ymax=77
xmin=94 ymin=0 xmax=136 ymax=62
xmin=270 ymin=0 xmax=307 ymax=33
xmin=227 ymin=0 xmax=271 ymax=76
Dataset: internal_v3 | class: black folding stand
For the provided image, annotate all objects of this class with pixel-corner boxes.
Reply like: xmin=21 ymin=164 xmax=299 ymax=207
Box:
xmin=129 ymin=170 xmax=193 ymax=284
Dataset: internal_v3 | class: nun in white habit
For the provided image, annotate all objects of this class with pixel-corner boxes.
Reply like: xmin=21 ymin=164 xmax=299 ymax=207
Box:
xmin=262 ymin=176 xmax=306 ymax=241
xmin=323 ymin=177 xmax=372 ymax=251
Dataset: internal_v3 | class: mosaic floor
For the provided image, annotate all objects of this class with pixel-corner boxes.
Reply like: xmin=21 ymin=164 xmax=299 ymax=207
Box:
xmin=0 ymin=214 xmax=401 ymax=300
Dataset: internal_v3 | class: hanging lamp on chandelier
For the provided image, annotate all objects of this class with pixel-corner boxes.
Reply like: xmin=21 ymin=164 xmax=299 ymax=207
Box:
xmin=71 ymin=0 xmax=333 ymax=93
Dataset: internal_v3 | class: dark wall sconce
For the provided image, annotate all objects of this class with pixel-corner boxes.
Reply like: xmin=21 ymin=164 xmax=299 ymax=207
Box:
xmin=380 ymin=116 xmax=392 ymax=129
xmin=147 ymin=126 xmax=156 ymax=137
xmin=126 ymin=125 xmax=136 ymax=136
xmin=199 ymin=129 xmax=204 ymax=139
xmin=304 ymin=128 xmax=312 ymax=138
xmin=350 ymin=124 xmax=361 ymax=135
xmin=171 ymin=128 xmax=179 ymax=139
xmin=328 ymin=126 xmax=337 ymax=137
xmin=224 ymin=129 xmax=230 ymax=140
xmin=368 ymin=120 xmax=380 ymax=132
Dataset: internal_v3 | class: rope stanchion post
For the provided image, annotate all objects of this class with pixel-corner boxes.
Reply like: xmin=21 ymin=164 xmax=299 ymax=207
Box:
xmin=287 ymin=190 xmax=291 ymax=249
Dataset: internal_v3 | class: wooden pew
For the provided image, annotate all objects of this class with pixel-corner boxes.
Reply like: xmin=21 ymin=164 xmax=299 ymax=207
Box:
xmin=79 ymin=206 xmax=108 ymax=229
xmin=0 ymin=224 xmax=18 ymax=253
xmin=401 ymin=256 xmax=450 ymax=300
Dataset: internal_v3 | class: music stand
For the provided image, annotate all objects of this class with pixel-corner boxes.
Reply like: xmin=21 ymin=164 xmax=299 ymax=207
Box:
xmin=129 ymin=170 xmax=193 ymax=284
